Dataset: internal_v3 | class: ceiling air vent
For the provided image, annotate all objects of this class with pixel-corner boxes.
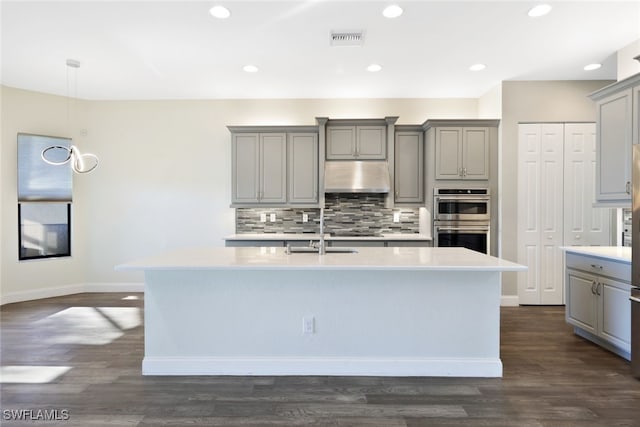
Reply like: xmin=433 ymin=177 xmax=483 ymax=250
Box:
xmin=330 ymin=31 xmax=364 ymax=47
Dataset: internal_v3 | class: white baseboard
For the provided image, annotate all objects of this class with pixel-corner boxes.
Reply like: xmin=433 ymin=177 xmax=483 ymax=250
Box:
xmin=500 ymin=295 xmax=519 ymax=306
xmin=84 ymin=282 xmax=144 ymax=293
xmin=1 ymin=282 xmax=144 ymax=305
xmin=142 ymin=356 xmax=503 ymax=378
xmin=0 ymin=284 xmax=84 ymax=306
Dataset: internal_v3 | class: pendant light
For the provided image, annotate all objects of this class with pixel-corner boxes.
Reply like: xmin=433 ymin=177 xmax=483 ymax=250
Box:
xmin=41 ymin=59 xmax=99 ymax=174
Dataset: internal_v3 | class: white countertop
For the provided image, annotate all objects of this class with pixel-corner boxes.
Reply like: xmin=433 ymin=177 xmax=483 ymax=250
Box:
xmin=224 ymin=233 xmax=433 ymax=241
xmin=560 ymin=246 xmax=631 ymax=263
xmin=116 ymin=246 xmax=525 ymax=272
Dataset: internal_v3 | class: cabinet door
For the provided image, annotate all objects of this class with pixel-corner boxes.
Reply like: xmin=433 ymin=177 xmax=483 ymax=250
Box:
xmin=566 ymin=269 xmax=598 ymax=334
xmin=288 ymin=133 xmax=318 ymax=204
xmin=394 ymin=131 xmax=424 ymax=203
xmin=598 ymin=278 xmax=631 ymax=350
xmin=232 ymin=133 xmax=260 ymax=203
xmin=260 ymin=133 xmax=287 ymax=203
xmin=595 ymin=88 xmax=632 ymax=203
xmin=356 ymin=126 xmax=386 ymax=159
xmin=435 ymin=128 xmax=462 ymax=180
xmin=462 ymin=127 xmax=489 ymax=180
xmin=326 ymin=126 xmax=356 ymax=159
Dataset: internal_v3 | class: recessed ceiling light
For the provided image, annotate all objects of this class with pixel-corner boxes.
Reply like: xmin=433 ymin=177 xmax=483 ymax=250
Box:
xmin=243 ymin=65 xmax=258 ymax=73
xmin=528 ymin=4 xmax=552 ymax=17
xmin=382 ymin=5 xmax=403 ymax=18
xmin=584 ymin=63 xmax=602 ymax=71
xmin=209 ymin=5 xmax=231 ymax=19
xmin=469 ymin=63 xmax=486 ymax=71
xmin=367 ymin=64 xmax=382 ymax=72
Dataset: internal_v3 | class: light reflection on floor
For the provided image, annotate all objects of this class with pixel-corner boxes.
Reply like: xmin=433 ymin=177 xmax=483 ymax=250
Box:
xmin=33 ymin=307 xmax=142 ymax=345
xmin=0 ymin=365 xmax=71 ymax=383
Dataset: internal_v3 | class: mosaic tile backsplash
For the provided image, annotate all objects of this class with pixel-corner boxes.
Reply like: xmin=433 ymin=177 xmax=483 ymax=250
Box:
xmin=236 ymin=193 xmax=420 ymax=234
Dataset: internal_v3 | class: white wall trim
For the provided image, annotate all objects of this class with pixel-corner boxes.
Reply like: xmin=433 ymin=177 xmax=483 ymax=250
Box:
xmin=0 ymin=284 xmax=85 ymax=306
xmin=84 ymin=282 xmax=144 ymax=293
xmin=0 ymin=282 xmax=144 ymax=305
xmin=142 ymin=356 xmax=503 ymax=378
xmin=500 ymin=295 xmax=519 ymax=307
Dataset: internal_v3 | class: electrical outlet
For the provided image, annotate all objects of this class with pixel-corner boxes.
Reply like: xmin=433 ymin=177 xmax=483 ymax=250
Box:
xmin=270 ymin=213 xmax=276 ymax=222
xmin=302 ymin=213 xmax=308 ymax=223
xmin=393 ymin=211 xmax=401 ymax=223
xmin=302 ymin=316 xmax=315 ymax=334
xmin=260 ymin=213 xmax=267 ymax=222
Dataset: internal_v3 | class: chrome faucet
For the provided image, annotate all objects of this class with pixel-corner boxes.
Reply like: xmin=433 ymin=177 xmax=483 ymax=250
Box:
xmin=318 ymin=207 xmax=326 ymax=254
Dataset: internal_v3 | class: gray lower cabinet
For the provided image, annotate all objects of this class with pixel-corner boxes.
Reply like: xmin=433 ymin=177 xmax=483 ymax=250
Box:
xmin=565 ymin=253 xmax=631 ymax=359
xmin=326 ymin=125 xmax=386 ymax=159
xmin=288 ymin=133 xmax=318 ymax=204
xmin=387 ymin=241 xmax=432 ymax=247
xmin=433 ymin=126 xmax=490 ymax=180
xmin=232 ymin=133 xmax=286 ymax=204
xmin=225 ymin=240 xmax=285 ymax=247
xmin=329 ymin=240 xmax=385 ymax=247
xmin=394 ymin=130 xmax=424 ymax=204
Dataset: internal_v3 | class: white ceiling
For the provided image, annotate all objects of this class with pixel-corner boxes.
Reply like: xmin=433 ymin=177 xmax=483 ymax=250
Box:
xmin=2 ymin=0 xmax=639 ymax=100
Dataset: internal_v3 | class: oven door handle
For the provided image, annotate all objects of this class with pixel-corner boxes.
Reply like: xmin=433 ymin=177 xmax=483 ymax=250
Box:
xmin=435 ymin=226 xmax=490 ymax=232
xmin=435 ymin=197 xmax=490 ymax=202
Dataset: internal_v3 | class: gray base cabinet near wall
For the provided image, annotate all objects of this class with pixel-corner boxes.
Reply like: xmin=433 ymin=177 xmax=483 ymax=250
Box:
xmin=565 ymin=252 xmax=631 ymax=360
xmin=589 ymin=72 xmax=640 ymax=206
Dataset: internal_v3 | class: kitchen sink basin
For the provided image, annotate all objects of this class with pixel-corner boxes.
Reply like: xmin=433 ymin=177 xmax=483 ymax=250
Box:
xmin=286 ymin=246 xmax=358 ymax=254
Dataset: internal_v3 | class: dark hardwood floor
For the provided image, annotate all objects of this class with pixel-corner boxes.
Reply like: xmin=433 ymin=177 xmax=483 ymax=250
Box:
xmin=1 ymin=293 xmax=639 ymax=426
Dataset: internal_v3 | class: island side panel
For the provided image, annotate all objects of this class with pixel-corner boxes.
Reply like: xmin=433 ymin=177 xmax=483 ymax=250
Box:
xmin=143 ymin=269 xmax=502 ymax=377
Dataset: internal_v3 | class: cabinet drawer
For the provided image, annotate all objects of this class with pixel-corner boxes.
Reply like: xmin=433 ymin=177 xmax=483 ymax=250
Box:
xmin=565 ymin=253 xmax=630 ymax=282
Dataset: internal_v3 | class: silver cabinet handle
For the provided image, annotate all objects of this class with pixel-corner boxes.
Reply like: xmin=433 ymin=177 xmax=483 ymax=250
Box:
xmin=463 ymin=167 xmax=467 ymax=178
xmin=590 ymin=264 xmax=603 ymax=270
xmin=596 ymin=282 xmax=601 ymax=296
xmin=591 ymin=281 xmax=597 ymax=295
xmin=626 ymin=181 xmax=631 ymax=195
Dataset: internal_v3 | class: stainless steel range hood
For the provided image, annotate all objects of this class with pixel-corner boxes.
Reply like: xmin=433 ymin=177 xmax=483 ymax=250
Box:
xmin=324 ymin=160 xmax=391 ymax=193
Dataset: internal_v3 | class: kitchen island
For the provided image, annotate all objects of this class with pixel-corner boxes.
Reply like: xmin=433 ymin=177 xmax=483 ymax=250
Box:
xmin=117 ymin=247 xmax=525 ymax=377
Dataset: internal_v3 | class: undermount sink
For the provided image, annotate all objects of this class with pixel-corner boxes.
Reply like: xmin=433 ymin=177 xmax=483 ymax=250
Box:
xmin=285 ymin=246 xmax=358 ymax=254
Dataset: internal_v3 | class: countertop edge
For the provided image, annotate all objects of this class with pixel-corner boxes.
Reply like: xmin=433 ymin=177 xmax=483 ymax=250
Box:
xmin=559 ymin=246 xmax=631 ymax=264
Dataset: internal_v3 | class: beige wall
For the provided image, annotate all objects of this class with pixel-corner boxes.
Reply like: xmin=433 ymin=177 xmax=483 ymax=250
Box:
xmin=1 ymin=87 xmax=88 ymax=302
xmin=1 ymin=87 xmax=479 ymax=301
xmin=499 ymin=80 xmax=613 ymax=296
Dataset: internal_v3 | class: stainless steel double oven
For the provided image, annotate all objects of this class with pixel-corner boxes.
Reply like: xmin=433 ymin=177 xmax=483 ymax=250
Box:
xmin=433 ymin=188 xmax=491 ymax=254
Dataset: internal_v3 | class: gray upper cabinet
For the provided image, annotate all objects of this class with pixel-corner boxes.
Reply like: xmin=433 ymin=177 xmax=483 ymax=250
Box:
xmin=288 ymin=133 xmax=318 ymax=204
xmin=589 ymin=73 xmax=640 ymax=206
xmin=231 ymin=132 xmax=287 ymax=205
xmin=394 ymin=130 xmax=424 ymax=204
xmin=326 ymin=125 xmax=386 ymax=159
xmin=434 ymin=127 xmax=489 ymax=180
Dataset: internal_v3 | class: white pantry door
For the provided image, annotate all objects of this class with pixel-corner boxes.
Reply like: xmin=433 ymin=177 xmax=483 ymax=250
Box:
xmin=517 ymin=124 xmax=565 ymax=305
xmin=563 ymin=123 xmax=612 ymax=247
